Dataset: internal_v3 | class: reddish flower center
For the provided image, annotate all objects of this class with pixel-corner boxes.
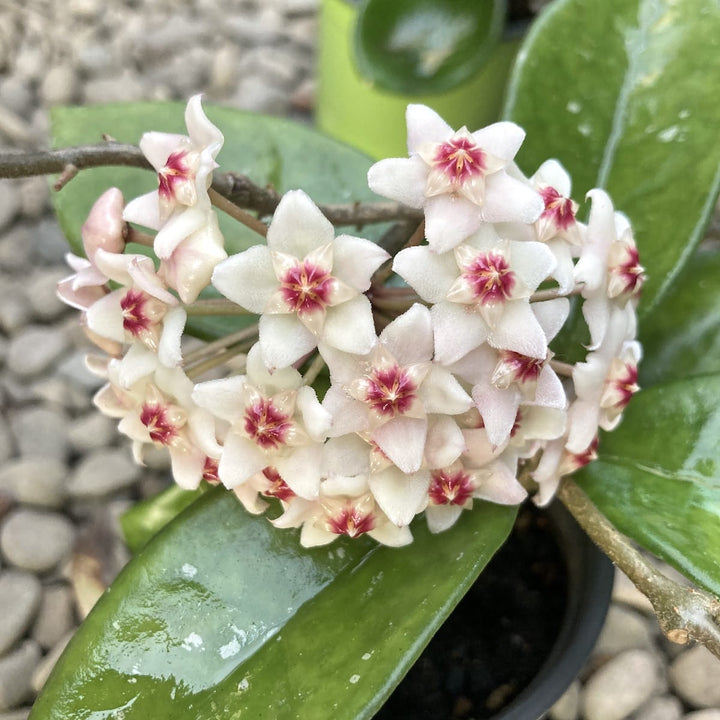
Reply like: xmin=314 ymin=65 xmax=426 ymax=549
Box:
xmin=539 ymin=186 xmax=576 ymax=230
xmin=120 ymin=289 xmax=151 ymax=337
xmin=365 ymin=366 xmax=417 ymax=417
xmin=562 ymin=436 xmax=600 ymax=475
xmin=327 ymin=507 xmax=375 ymax=538
xmin=433 ymin=136 xmax=486 ymax=185
xmin=495 ymin=351 xmax=545 ymax=387
xmin=429 ymin=469 xmax=474 ymax=506
xmin=202 ymin=457 xmax=221 ymax=484
xmin=261 ymin=467 xmax=295 ymax=501
xmin=463 ymin=252 xmax=515 ymax=305
xmin=606 ymin=362 xmax=639 ymax=411
xmin=610 ymin=245 xmax=645 ymax=299
xmin=158 ymin=150 xmax=195 ymax=201
xmin=140 ymin=403 xmax=177 ymax=445
xmin=244 ymin=398 xmax=292 ymax=449
xmin=279 ymin=261 xmax=334 ymax=315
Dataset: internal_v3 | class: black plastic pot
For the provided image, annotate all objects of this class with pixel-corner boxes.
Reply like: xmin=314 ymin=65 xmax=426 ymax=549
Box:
xmin=377 ymin=502 xmax=614 ymax=720
xmin=493 ymin=503 xmax=614 ymax=720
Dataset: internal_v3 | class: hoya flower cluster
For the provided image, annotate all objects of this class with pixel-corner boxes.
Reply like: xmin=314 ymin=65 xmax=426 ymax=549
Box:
xmin=58 ymin=97 xmax=644 ymax=547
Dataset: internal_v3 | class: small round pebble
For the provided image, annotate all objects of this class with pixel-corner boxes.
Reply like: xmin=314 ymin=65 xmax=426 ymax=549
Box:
xmin=0 ymin=571 xmax=43 ymax=655
xmin=684 ymin=712 xmax=720 ymax=720
xmin=0 ymin=509 xmax=76 ymax=573
xmin=670 ymin=645 xmax=720 ymax=708
xmin=594 ymin=605 xmax=657 ymax=656
xmin=0 ymin=457 xmax=68 ymax=508
xmin=582 ymin=649 xmax=663 ymax=720
xmin=10 ymin=406 xmax=70 ymax=461
xmin=633 ymin=695 xmax=684 ymax=720
xmin=0 ymin=640 xmax=41 ymax=711
xmin=6 ymin=326 xmax=69 ymax=379
xmin=68 ymin=448 xmax=140 ymax=499
xmin=31 ymin=584 xmax=76 ymax=650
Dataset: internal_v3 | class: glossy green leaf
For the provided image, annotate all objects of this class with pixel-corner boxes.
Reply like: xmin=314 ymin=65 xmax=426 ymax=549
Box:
xmin=505 ymin=0 xmax=720 ymax=320
xmin=354 ymin=0 xmax=507 ymax=94
xmin=639 ymin=246 xmax=720 ymax=387
xmin=578 ymin=374 xmax=720 ymax=596
xmin=120 ymin=484 xmax=208 ymax=553
xmin=32 ymin=489 xmax=516 ymax=719
xmin=50 ymin=103 xmax=386 ymax=339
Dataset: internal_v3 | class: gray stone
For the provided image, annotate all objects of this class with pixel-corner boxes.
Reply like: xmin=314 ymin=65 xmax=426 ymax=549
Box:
xmin=238 ymin=45 xmax=299 ymax=88
xmin=68 ymin=412 xmax=117 ymax=453
xmin=31 ymin=632 xmax=73 ymax=693
xmin=0 ymin=640 xmax=41 ymax=711
xmin=0 ymin=180 xmax=20 ymax=233
xmin=0 ymin=415 xmax=13 ymax=464
xmin=6 ymin=325 xmax=69 ymax=378
xmin=39 ymin=65 xmax=78 ymax=107
xmin=233 ymin=75 xmax=289 ymax=115
xmin=26 ymin=376 xmax=90 ymax=413
xmin=670 ymin=645 xmax=720 ymax=708
xmin=83 ymin=69 xmax=145 ymax=104
xmin=68 ymin=448 xmax=140 ymax=499
xmin=18 ymin=177 xmax=50 ymax=219
xmin=582 ymin=649 xmax=664 ymax=720
xmin=31 ymin=584 xmax=76 ymax=650
xmin=225 ymin=10 xmax=283 ymax=44
xmin=0 ymin=708 xmax=31 ymax=720
xmin=27 ymin=268 xmax=68 ymax=322
xmin=0 ymin=571 xmax=43 ymax=655
xmin=10 ymin=406 xmax=70 ymax=461
xmin=76 ymin=44 xmax=115 ymax=76
xmin=0 ymin=283 xmax=31 ymax=336
xmin=57 ymin=351 xmax=105 ymax=392
xmin=548 ymin=679 xmax=579 ymax=720
xmin=633 ymin=695 xmax=683 ymax=720
xmin=31 ymin=219 xmax=68 ymax=265
xmin=209 ymin=43 xmax=241 ymax=94
xmin=0 ymin=457 xmax=68 ymax=508
xmin=0 ymin=509 xmax=76 ymax=573
xmin=594 ymin=605 xmax=657 ymax=657
xmin=0 ymin=226 xmax=33 ymax=273
xmin=684 ymin=712 xmax=720 ymax=720
xmin=0 ymin=77 xmax=33 ymax=117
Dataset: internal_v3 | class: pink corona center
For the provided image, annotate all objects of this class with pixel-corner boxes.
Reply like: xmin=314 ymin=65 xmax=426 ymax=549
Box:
xmin=261 ymin=467 xmax=295 ymax=502
xmin=429 ymin=469 xmax=474 ymax=506
xmin=327 ymin=506 xmax=375 ymax=538
xmin=604 ymin=361 xmax=639 ymax=411
xmin=463 ymin=252 xmax=515 ymax=305
xmin=120 ymin=289 xmax=151 ymax=337
xmin=140 ymin=403 xmax=178 ymax=445
xmin=364 ymin=365 xmax=417 ymax=417
xmin=279 ymin=261 xmax=334 ymax=315
xmin=609 ymin=245 xmax=645 ymax=299
xmin=433 ymin=136 xmax=486 ymax=185
xmin=202 ymin=457 xmax=220 ymax=485
xmin=561 ymin=436 xmax=599 ymax=475
xmin=539 ymin=186 xmax=576 ymax=230
xmin=495 ymin=351 xmax=545 ymax=387
xmin=244 ymin=398 xmax=292 ymax=450
xmin=158 ymin=150 xmax=196 ymax=202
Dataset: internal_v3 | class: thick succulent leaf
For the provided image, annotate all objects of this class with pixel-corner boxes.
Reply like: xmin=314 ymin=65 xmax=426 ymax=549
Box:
xmin=31 ymin=489 xmax=516 ymax=719
xmin=120 ymin=484 xmax=208 ymax=553
xmin=505 ymin=0 xmax=720 ymax=321
xmin=50 ymin=103 xmax=386 ymax=339
xmin=579 ymin=374 xmax=720 ymax=596
xmin=354 ymin=0 xmax=507 ymax=94
xmin=639 ymin=246 xmax=720 ymax=387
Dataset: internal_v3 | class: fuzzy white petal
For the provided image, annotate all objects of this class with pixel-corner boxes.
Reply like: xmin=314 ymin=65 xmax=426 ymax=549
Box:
xmin=372 ymin=416 xmax=427 ymax=474
xmin=259 ymin=313 xmax=317 ymax=370
xmin=393 ymin=246 xmax=458 ymax=303
xmin=218 ymin=433 xmax=267 ymax=488
xmin=323 ymin=295 xmax=377 ymax=355
xmin=367 ymin=156 xmax=427 ymax=208
xmin=488 ymin=301 xmax=548 ymax=359
xmin=212 ymin=245 xmax=276 ymax=313
xmin=266 ymin=189 xmax=335 ymax=258
xmin=480 ymin=172 xmax=544 ymax=224
xmin=332 ymin=235 xmax=390 ymax=292
xmin=275 ymin=445 xmax=324 ymax=500
xmin=380 ymin=303 xmax=433 ymax=364
xmin=368 ymin=467 xmax=430 ymax=526
xmin=432 ymin=302 xmax=489 ymax=365
xmin=425 ymin=415 xmax=465 ymax=468
xmin=421 ymin=366 xmax=473 ymax=415
xmin=406 ymin=104 xmax=453 ymax=153
xmin=424 ymin=195 xmax=481 ymax=253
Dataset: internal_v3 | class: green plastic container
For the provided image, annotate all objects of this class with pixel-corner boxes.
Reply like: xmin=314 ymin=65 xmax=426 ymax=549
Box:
xmin=316 ymin=0 xmax=523 ymax=159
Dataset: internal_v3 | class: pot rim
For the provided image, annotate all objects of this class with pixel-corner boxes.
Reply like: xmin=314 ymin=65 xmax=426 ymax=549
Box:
xmin=492 ymin=501 xmax=614 ymax=720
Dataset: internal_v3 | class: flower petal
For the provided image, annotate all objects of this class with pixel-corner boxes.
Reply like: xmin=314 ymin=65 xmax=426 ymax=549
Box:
xmin=380 ymin=303 xmax=433 ymax=365
xmin=432 ymin=302 xmax=489 ymax=365
xmin=424 ymin=194 xmax=481 ymax=253
xmin=212 ymin=244 xmax=276 ymax=313
xmin=481 ymin=172 xmax=544 ymax=224
xmin=372 ymin=416 xmax=427 ymax=474
xmin=332 ymin=235 xmax=390 ymax=292
xmin=323 ymin=295 xmax=377 ymax=355
xmin=367 ymin=156 xmax=427 ymax=208
xmin=259 ymin=313 xmax=317 ymax=370
xmin=406 ymin=104 xmax=453 ymax=154
xmin=368 ymin=467 xmax=430 ymax=526
xmin=218 ymin=433 xmax=266 ymax=488
xmin=393 ymin=246 xmax=458 ymax=303
xmin=266 ymin=189 xmax=335 ymax=258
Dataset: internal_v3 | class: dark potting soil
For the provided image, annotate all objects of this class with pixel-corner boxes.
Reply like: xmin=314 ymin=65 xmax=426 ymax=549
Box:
xmin=375 ymin=505 xmax=568 ymax=720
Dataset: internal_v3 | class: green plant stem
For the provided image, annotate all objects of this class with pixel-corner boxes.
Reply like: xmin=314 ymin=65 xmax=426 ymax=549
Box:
xmin=302 ymin=353 xmax=326 ymax=386
xmin=557 ymin=478 xmax=720 ymax=658
xmin=184 ymin=299 xmax=253 ymax=316
xmin=0 ymin=144 xmax=422 ymax=227
xmin=182 ymin=324 xmax=259 ymax=366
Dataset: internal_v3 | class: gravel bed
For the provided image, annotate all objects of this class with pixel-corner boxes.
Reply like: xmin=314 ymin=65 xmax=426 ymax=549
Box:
xmin=1 ymin=1 xmax=718 ymax=718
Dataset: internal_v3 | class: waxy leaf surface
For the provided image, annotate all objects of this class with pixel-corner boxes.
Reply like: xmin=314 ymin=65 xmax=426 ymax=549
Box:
xmin=31 ymin=490 xmax=516 ymax=719
xmin=505 ymin=0 xmax=720 ymax=319
xmin=581 ymin=374 xmax=720 ymax=596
